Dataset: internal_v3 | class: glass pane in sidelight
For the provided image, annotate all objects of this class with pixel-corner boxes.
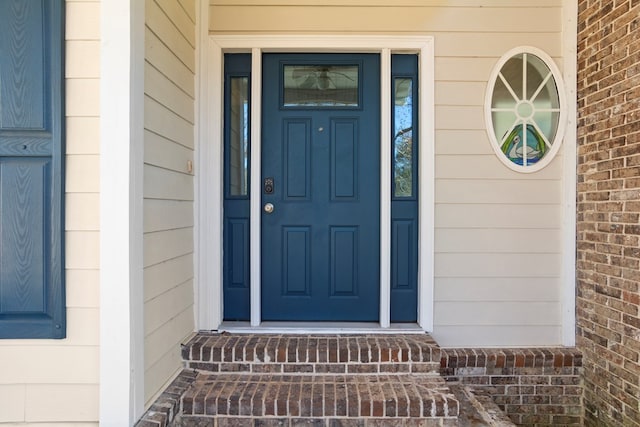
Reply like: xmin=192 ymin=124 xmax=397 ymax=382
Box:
xmin=229 ymin=77 xmax=249 ymax=196
xmin=393 ymin=77 xmax=414 ymax=198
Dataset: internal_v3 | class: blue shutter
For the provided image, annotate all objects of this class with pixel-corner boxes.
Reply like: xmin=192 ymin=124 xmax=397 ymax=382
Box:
xmin=0 ymin=0 xmax=65 ymax=338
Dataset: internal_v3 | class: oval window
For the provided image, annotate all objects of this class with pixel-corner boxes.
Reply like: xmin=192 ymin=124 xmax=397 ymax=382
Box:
xmin=485 ymin=47 xmax=566 ymax=172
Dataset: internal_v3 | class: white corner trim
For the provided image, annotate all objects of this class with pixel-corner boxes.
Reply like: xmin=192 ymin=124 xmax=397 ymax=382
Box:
xmin=199 ymin=35 xmax=435 ymax=332
xmin=196 ymin=0 xmax=221 ymax=330
xmin=562 ymin=0 xmax=578 ymax=347
xmin=99 ymin=0 xmax=145 ymax=424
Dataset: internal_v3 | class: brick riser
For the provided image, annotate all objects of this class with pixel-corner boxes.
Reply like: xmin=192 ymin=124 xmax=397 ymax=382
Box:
xmin=182 ymin=333 xmax=442 ymax=375
xmin=182 ymin=334 xmax=440 ymax=374
xmin=176 ymin=333 xmax=459 ymax=426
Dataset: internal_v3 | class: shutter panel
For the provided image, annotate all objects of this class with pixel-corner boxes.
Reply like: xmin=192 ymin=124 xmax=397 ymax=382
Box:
xmin=0 ymin=0 xmax=65 ymax=338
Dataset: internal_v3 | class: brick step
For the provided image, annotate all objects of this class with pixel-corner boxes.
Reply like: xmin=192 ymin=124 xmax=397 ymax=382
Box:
xmin=176 ymin=372 xmax=459 ymax=424
xmin=182 ymin=333 xmax=442 ymax=375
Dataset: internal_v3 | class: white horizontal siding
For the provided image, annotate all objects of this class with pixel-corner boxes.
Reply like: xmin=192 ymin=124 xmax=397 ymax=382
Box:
xmin=434 ymin=130 xmax=493 ymax=155
xmin=144 ymin=280 xmax=194 ymax=335
xmin=145 ymin=63 xmax=194 ymax=123
xmin=210 ymin=0 xmax=561 ymax=6
xmin=207 ymin=0 xmax=566 ymax=347
xmin=144 ymin=228 xmax=194 ymax=274
xmin=434 ymin=326 xmax=563 ymax=347
xmin=66 ymin=41 xmax=100 ymax=78
xmin=144 ymin=199 xmax=194 ymax=233
xmin=435 ymin=278 xmax=559 ymax=302
xmin=66 ymin=231 xmax=100 ymax=270
xmin=144 ymin=130 xmax=194 ymax=174
xmin=180 ymin=0 xmax=196 ymax=22
xmin=66 ymin=117 xmax=100 ymax=155
xmin=66 ymin=155 xmax=100 ymax=192
xmin=145 ymin=28 xmax=195 ymax=98
xmin=435 ymin=204 xmax=561 ymax=229
xmin=435 ymin=57 xmax=497 ymax=82
xmin=435 ymin=229 xmax=562 ymax=254
xmin=144 ymin=165 xmax=194 ymax=201
xmin=436 ymin=155 xmax=563 ymax=180
xmin=434 ymin=33 xmax=561 ymax=58
xmin=435 ymin=302 xmax=561 ymax=326
xmin=144 ymin=0 xmax=196 ymax=407
xmin=436 ymin=106 xmax=485 ymax=130
xmin=146 ymin=0 xmax=195 ymax=71
xmin=66 ymin=193 xmax=100 ymax=231
xmin=144 ymin=96 xmax=194 ymax=149
xmin=436 ymin=180 xmax=562 ymax=204
xmin=436 ymin=253 xmax=561 ymax=278
xmin=0 ymin=347 xmax=99 ymax=384
xmin=25 ymin=384 xmax=99 ymax=423
xmin=143 ymin=304 xmax=193 ymax=401
xmin=66 ymin=270 xmax=100 ymax=308
xmin=144 ymin=254 xmax=195 ymax=301
xmin=210 ymin=7 xmax=561 ymax=34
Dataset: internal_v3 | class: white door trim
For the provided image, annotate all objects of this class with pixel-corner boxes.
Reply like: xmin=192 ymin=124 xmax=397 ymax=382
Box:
xmin=197 ymin=35 xmax=435 ymax=331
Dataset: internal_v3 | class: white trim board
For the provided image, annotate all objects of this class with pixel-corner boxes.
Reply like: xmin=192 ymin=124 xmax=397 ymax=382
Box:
xmin=220 ymin=322 xmax=425 ymax=335
xmin=197 ymin=35 xmax=435 ymax=332
xmin=99 ymin=0 xmax=145 ymax=424
xmin=561 ymin=0 xmax=578 ymax=347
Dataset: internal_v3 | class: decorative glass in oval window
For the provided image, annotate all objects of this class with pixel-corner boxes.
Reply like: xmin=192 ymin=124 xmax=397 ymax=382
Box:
xmin=485 ymin=47 xmax=566 ymax=172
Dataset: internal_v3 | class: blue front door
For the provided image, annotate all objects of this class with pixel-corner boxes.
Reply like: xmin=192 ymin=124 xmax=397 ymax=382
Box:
xmin=261 ymin=53 xmax=380 ymax=321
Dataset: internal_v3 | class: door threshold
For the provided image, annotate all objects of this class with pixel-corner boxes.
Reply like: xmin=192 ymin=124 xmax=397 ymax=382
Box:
xmin=218 ymin=321 xmax=426 ymax=335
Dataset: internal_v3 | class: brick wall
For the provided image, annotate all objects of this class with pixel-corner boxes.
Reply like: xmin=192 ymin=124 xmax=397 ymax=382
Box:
xmin=440 ymin=348 xmax=583 ymax=426
xmin=577 ymin=0 xmax=640 ymax=426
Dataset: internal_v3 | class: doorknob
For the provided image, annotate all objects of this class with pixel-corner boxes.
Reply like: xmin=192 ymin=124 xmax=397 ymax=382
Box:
xmin=264 ymin=203 xmax=274 ymax=214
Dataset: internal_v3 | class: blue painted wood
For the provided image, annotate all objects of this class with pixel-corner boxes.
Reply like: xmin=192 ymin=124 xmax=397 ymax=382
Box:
xmin=283 ymin=227 xmax=311 ymax=296
xmin=223 ymin=54 xmax=252 ymax=320
xmin=392 ymin=220 xmax=413 ymax=290
xmin=330 ymin=227 xmax=358 ymax=296
xmin=0 ymin=0 xmax=45 ymax=130
xmin=0 ymin=0 xmax=65 ymax=338
xmin=390 ymin=55 xmax=419 ymax=322
xmin=262 ymin=53 xmax=380 ymax=321
xmin=284 ymin=119 xmax=310 ymax=199
xmin=228 ymin=219 xmax=249 ymax=288
xmin=331 ymin=119 xmax=357 ymax=199
xmin=0 ymin=159 xmax=49 ymax=314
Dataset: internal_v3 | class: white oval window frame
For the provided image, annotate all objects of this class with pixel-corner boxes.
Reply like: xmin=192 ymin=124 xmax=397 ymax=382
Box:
xmin=484 ymin=46 xmax=567 ymax=173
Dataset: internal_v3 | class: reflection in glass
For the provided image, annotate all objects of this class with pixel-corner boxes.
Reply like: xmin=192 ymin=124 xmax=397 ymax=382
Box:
xmin=283 ymin=65 xmax=359 ymax=107
xmin=491 ymin=53 xmax=560 ymax=166
xmin=229 ymin=77 xmax=249 ymax=196
xmin=394 ymin=78 xmax=413 ymax=197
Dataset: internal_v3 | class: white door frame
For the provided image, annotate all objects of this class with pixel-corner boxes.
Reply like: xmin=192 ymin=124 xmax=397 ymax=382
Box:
xmin=197 ymin=35 xmax=434 ymax=331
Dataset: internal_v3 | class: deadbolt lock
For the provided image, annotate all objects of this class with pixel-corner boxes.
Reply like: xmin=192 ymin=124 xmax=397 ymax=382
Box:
xmin=264 ymin=177 xmax=274 ymax=194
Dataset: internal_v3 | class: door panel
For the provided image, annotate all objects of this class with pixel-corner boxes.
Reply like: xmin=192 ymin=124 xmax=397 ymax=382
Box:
xmin=261 ymin=53 xmax=380 ymax=321
xmin=283 ymin=119 xmax=311 ymax=199
xmin=331 ymin=119 xmax=358 ymax=199
xmin=282 ymin=227 xmax=311 ymax=296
